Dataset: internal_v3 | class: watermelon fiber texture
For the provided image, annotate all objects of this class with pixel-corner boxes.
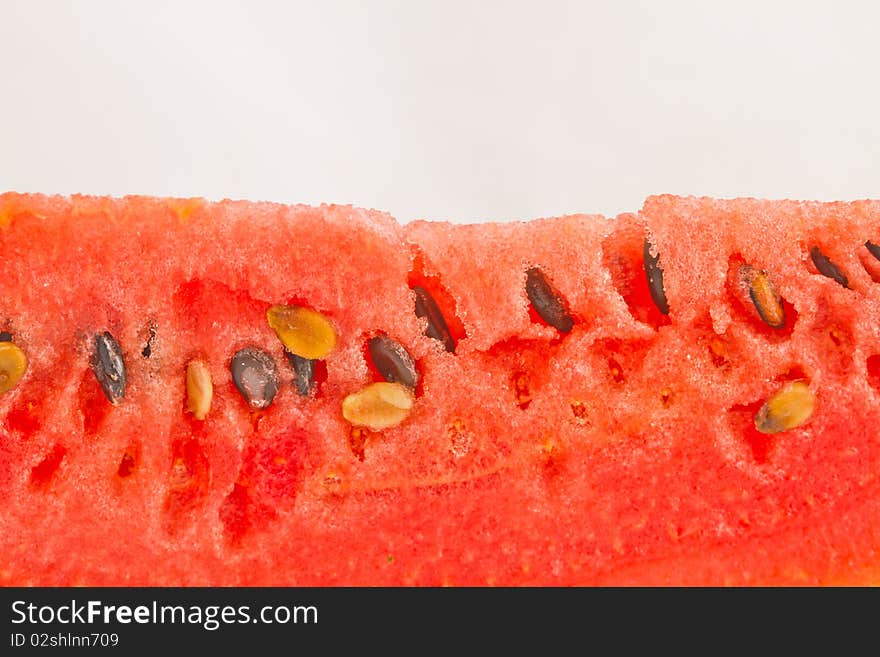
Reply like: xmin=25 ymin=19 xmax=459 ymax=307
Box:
xmin=1 ymin=192 xmax=879 ymax=586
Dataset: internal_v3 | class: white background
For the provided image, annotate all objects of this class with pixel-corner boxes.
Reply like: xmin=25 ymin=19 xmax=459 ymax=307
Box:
xmin=1 ymin=1 xmax=879 ymax=223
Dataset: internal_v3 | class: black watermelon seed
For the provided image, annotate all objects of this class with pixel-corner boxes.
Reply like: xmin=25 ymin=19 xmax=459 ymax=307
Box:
xmin=643 ymin=238 xmax=670 ymax=315
xmin=92 ymin=331 xmax=127 ymax=404
xmin=368 ymin=335 xmax=419 ymax=390
xmin=284 ymin=349 xmax=317 ymax=397
xmin=525 ymin=267 xmax=574 ymax=333
xmin=230 ymin=347 xmax=278 ymax=410
xmin=866 ymin=241 xmax=880 ymax=262
xmin=0 ymin=331 xmax=12 ymax=342
xmin=413 ymin=286 xmax=455 ymax=353
xmin=810 ymin=246 xmax=849 ymax=288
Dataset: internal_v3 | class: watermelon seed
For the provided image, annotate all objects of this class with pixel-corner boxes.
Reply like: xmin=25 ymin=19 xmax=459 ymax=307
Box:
xmin=0 ymin=331 xmax=12 ymax=342
xmin=230 ymin=347 xmax=278 ymax=410
xmin=266 ymin=304 xmax=337 ymax=360
xmin=91 ymin=332 xmax=127 ymax=404
xmin=743 ymin=267 xmax=786 ymax=329
xmin=185 ymin=359 xmax=213 ymax=420
xmin=0 ymin=341 xmax=27 ymax=394
xmin=866 ymin=240 xmax=880 ymax=262
xmin=754 ymin=380 xmax=815 ymax=434
xmin=643 ymin=238 xmax=670 ymax=315
xmin=525 ymin=267 xmax=574 ymax=333
xmin=368 ymin=335 xmax=419 ymax=390
xmin=809 ymin=246 xmax=849 ymax=288
xmin=412 ymin=286 xmax=455 ymax=352
xmin=342 ymin=381 xmax=414 ymax=431
xmin=284 ymin=349 xmax=317 ymax=397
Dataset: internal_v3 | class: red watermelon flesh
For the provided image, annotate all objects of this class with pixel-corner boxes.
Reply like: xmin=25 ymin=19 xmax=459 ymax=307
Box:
xmin=1 ymin=192 xmax=880 ymax=586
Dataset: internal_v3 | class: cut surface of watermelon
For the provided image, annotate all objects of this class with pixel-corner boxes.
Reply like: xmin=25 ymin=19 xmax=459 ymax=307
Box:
xmin=2 ymin=192 xmax=880 ymax=586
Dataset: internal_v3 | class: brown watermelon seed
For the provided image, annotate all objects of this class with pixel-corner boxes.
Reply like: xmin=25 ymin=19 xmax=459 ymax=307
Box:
xmin=230 ymin=347 xmax=278 ymax=410
xmin=525 ymin=267 xmax=574 ymax=333
xmin=643 ymin=238 xmax=670 ymax=315
xmin=368 ymin=335 xmax=419 ymax=390
xmin=866 ymin=241 xmax=880 ymax=262
xmin=412 ymin=285 xmax=455 ymax=352
xmin=91 ymin=331 xmax=127 ymax=404
xmin=745 ymin=268 xmax=786 ymax=329
xmin=0 ymin=331 xmax=12 ymax=342
xmin=809 ymin=246 xmax=849 ymax=288
xmin=284 ymin=349 xmax=317 ymax=397
xmin=754 ymin=380 xmax=815 ymax=434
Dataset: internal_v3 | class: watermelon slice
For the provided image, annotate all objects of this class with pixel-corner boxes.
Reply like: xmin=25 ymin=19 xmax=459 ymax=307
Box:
xmin=1 ymin=192 xmax=879 ymax=586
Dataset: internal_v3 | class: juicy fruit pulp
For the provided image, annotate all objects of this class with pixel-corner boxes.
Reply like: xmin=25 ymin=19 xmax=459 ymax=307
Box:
xmin=2 ymin=192 xmax=880 ymax=586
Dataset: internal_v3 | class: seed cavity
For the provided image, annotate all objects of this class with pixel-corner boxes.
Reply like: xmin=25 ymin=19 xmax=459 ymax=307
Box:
xmin=230 ymin=347 xmax=278 ymax=410
xmin=525 ymin=267 xmax=574 ymax=333
xmin=0 ymin=340 xmax=27 ymax=394
xmin=447 ymin=419 xmax=472 ymax=457
xmin=570 ymin=401 xmax=590 ymax=423
xmin=185 ymin=359 xmax=213 ymax=420
xmin=608 ymin=356 xmax=626 ymax=383
xmin=866 ymin=240 xmax=880 ymax=262
xmin=743 ymin=266 xmax=786 ymax=329
xmin=708 ymin=336 xmax=730 ymax=367
xmin=368 ymin=335 xmax=419 ymax=390
xmin=91 ymin=332 xmax=127 ymax=404
xmin=342 ymin=381 xmax=414 ymax=431
xmin=142 ymin=324 xmax=157 ymax=358
xmin=412 ymin=286 xmax=455 ymax=352
xmin=117 ymin=452 xmax=136 ymax=478
xmin=267 ymin=304 xmax=337 ymax=360
xmin=809 ymin=246 xmax=849 ymax=288
xmin=514 ymin=371 xmax=531 ymax=409
xmin=30 ymin=444 xmax=65 ymax=488
xmin=347 ymin=426 xmax=369 ymax=460
xmin=285 ymin=350 xmax=317 ymax=397
xmin=643 ymin=238 xmax=670 ymax=315
xmin=117 ymin=443 xmax=140 ymax=478
xmin=754 ymin=380 xmax=815 ymax=434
